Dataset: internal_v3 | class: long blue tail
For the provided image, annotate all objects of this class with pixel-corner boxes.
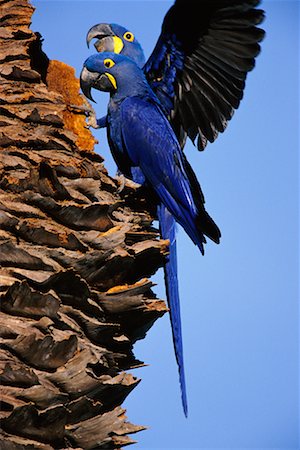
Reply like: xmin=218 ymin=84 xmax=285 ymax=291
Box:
xmin=157 ymin=203 xmax=188 ymax=417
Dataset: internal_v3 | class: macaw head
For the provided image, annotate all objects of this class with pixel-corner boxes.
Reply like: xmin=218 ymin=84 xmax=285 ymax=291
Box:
xmin=80 ymin=52 xmax=149 ymax=102
xmin=86 ymin=23 xmax=145 ymax=69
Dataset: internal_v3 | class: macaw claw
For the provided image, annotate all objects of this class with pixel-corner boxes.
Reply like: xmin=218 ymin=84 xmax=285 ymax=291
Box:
xmin=68 ymin=104 xmax=100 ymax=129
xmin=115 ymin=173 xmax=141 ymax=193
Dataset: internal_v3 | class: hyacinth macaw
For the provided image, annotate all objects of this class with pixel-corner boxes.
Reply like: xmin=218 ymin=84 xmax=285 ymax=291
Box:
xmin=86 ymin=0 xmax=265 ymax=150
xmin=83 ymin=1 xmax=265 ymax=415
xmin=80 ymin=53 xmax=221 ymax=416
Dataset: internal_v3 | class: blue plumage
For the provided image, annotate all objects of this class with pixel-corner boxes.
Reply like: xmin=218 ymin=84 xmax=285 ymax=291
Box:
xmin=157 ymin=203 xmax=187 ymax=416
xmin=83 ymin=1 xmax=265 ymax=415
xmin=120 ymin=95 xmax=207 ymax=253
xmin=80 ymin=52 xmax=221 ymax=416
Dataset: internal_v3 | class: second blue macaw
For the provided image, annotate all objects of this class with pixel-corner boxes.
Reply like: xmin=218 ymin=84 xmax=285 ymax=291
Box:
xmin=86 ymin=1 xmax=265 ymax=150
xmin=80 ymin=53 xmax=221 ymax=416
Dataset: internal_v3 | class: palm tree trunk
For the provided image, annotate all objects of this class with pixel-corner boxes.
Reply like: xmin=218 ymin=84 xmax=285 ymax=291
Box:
xmin=0 ymin=0 xmax=168 ymax=448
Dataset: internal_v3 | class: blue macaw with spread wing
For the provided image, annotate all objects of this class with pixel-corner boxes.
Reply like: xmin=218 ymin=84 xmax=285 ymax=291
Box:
xmin=80 ymin=53 xmax=221 ymax=416
xmin=82 ymin=1 xmax=265 ymax=415
xmin=86 ymin=0 xmax=265 ymax=150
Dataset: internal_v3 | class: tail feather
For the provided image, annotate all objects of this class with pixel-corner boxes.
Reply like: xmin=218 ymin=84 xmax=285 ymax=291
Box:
xmin=197 ymin=208 xmax=221 ymax=244
xmin=181 ymin=153 xmax=221 ymax=246
xmin=158 ymin=203 xmax=188 ymax=417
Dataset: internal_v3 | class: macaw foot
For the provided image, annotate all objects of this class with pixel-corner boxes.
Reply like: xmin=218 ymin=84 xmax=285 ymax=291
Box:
xmin=115 ymin=174 xmax=141 ymax=193
xmin=68 ymin=104 xmax=100 ymax=129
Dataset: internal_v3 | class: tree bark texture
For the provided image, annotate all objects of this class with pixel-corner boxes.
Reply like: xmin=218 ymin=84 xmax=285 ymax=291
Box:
xmin=0 ymin=1 xmax=169 ymax=448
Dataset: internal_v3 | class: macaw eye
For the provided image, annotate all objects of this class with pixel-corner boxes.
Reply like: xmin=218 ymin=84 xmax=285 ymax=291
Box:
xmin=103 ymin=58 xmax=115 ymax=68
xmin=123 ymin=31 xmax=134 ymax=42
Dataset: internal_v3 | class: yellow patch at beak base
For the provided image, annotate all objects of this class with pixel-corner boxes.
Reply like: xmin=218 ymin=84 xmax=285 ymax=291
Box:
xmin=113 ymin=36 xmax=124 ymax=54
xmin=105 ymin=72 xmax=117 ymax=90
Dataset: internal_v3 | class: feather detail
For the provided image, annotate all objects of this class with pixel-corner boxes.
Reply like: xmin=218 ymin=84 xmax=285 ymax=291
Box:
xmin=144 ymin=0 xmax=265 ymax=150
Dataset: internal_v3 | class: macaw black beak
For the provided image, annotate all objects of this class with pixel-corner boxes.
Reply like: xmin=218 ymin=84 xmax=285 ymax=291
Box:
xmin=86 ymin=23 xmax=115 ymax=52
xmin=86 ymin=23 xmax=124 ymax=54
xmin=80 ymin=67 xmax=98 ymax=102
xmin=80 ymin=67 xmax=116 ymax=101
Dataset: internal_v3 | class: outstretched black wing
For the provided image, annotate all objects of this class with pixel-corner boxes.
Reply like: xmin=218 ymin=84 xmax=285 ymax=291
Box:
xmin=144 ymin=0 xmax=265 ymax=150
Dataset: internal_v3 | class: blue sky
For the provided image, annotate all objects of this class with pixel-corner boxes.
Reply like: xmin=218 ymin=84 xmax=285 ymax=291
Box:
xmin=31 ymin=1 xmax=299 ymax=448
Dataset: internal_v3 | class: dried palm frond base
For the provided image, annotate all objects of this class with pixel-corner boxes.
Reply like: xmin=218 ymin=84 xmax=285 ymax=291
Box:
xmin=0 ymin=0 xmax=168 ymax=448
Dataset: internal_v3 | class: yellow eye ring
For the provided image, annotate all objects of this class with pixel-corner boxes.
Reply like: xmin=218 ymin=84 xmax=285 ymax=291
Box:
xmin=103 ymin=58 xmax=115 ymax=68
xmin=123 ymin=31 xmax=134 ymax=42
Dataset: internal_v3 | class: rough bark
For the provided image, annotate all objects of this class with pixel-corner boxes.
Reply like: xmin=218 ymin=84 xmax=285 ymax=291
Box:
xmin=0 ymin=1 xmax=168 ymax=448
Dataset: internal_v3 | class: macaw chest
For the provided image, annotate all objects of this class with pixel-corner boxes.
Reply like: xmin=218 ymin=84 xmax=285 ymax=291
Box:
xmin=107 ymin=102 xmax=146 ymax=185
xmin=107 ymin=105 xmax=136 ymax=179
xmin=107 ymin=107 xmax=124 ymax=155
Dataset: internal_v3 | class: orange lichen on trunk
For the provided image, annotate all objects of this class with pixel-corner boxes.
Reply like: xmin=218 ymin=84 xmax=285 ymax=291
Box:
xmin=46 ymin=60 xmax=97 ymax=152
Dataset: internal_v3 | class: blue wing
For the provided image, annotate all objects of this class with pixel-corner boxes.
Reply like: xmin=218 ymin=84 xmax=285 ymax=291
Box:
xmin=120 ymin=95 xmax=210 ymax=252
xmin=144 ymin=0 xmax=265 ymax=150
xmin=158 ymin=203 xmax=187 ymax=416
